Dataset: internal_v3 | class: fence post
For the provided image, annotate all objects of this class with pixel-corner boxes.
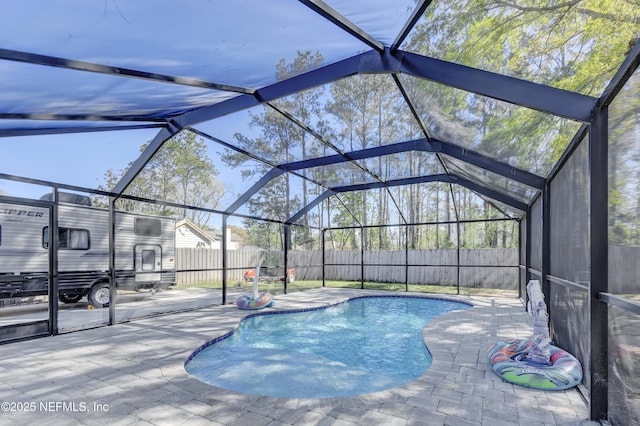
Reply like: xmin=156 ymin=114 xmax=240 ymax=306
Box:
xmin=322 ymin=228 xmax=326 ymax=287
xmin=456 ymin=221 xmax=461 ymax=295
xmin=108 ymin=195 xmax=116 ymax=326
xmin=49 ymin=189 xmax=59 ymax=334
xmin=284 ymin=224 xmax=289 ymax=294
xmin=222 ymin=215 xmax=228 ymax=305
xmin=405 ymin=224 xmax=409 ymax=291
xmin=360 ymin=227 xmax=364 ymax=289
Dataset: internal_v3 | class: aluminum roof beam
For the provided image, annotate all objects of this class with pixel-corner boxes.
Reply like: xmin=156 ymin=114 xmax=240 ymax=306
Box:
xmin=332 ymin=175 xmax=527 ymax=211
xmin=0 ymin=123 xmax=164 ymax=138
xmin=283 ymin=138 xmax=544 ymax=189
xmin=171 ymin=133 xmax=543 ymax=218
xmin=224 ymin=168 xmax=287 ymax=214
xmin=175 ymin=50 xmax=380 ymax=127
xmin=267 ymin=102 xmax=385 ymax=184
xmin=287 ymin=190 xmax=337 ymax=225
xmin=329 ymin=174 xmax=451 ymax=193
xmin=0 ymin=113 xmax=166 ymax=123
xmin=391 ymin=0 xmax=435 ymax=52
xmin=434 ymin=138 xmax=546 ymax=190
xmin=456 ymin=177 xmax=527 ymax=212
xmin=600 ymin=35 xmax=640 ymax=108
xmin=2 ymin=46 xmax=597 ymax=127
xmin=176 ymin=48 xmax=597 ymax=131
xmin=229 ymin=137 xmax=539 ymax=221
xmin=298 ymin=0 xmax=385 ymax=52
xmin=282 ymin=139 xmax=424 ymax=171
xmin=287 ymin=173 xmax=526 ymax=225
xmin=0 ymin=48 xmax=254 ymax=95
xmin=112 ymin=121 xmax=182 ymax=196
xmin=398 ymin=51 xmax=597 ymax=123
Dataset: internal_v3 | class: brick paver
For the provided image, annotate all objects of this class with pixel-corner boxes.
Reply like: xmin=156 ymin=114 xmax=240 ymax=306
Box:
xmin=0 ymin=288 xmax=594 ymax=425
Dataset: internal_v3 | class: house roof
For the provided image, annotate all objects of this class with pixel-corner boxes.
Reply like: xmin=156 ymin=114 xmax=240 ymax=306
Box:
xmin=175 ymin=219 xmax=217 ymax=244
xmin=205 ymin=229 xmax=242 ymax=243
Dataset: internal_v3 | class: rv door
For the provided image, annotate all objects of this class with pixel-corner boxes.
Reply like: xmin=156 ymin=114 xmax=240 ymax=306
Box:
xmin=134 ymin=244 xmax=162 ymax=282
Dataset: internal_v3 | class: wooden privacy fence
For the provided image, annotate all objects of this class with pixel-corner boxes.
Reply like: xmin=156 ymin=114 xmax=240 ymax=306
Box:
xmin=175 ymin=248 xmax=265 ymax=284
xmin=326 ymin=248 xmax=518 ymax=289
xmin=176 ymin=248 xmax=518 ymax=288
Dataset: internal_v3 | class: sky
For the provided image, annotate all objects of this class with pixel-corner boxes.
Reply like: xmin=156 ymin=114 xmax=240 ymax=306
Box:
xmin=0 ymin=110 xmax=322 ymax=230
xmin=0 ymin=128 xmax=159 ymax=199
xmin=0 ymin=124 xmax=253 ymax=227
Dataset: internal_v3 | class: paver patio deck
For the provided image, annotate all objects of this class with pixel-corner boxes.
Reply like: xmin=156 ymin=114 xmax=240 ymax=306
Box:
xmin=0 ymin=288 xmax=597 ymax=425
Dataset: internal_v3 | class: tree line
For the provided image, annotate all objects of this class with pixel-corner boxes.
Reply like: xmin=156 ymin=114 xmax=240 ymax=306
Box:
xmin=94 ymin=131 xmax=224 ymax=228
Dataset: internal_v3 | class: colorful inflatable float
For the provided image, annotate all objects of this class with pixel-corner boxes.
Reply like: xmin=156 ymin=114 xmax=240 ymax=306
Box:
xmin=487 ymin=339 xmax=583 ymax=390
xmin=236 ymin=291 xmax=274 ymax=310
xmin=236 ymin=265 xmax=274 ymax=310
xmin=487 ymin=280 xmax=582 ymax=391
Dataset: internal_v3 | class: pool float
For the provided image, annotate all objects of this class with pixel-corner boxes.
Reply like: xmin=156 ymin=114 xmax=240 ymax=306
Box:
xmin=236 ymin=291 xmax=274 ymax=310
xmin=487 ymin=339 xmax=583 ymax=390
xmin=236 ymin=264 xmax=274 ymax=310
xmin=487 ymin=280 xmax=582 ymax=391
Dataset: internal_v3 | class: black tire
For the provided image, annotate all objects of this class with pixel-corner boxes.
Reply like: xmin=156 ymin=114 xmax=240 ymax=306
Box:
xmin=88 ymin=282 xmax=110 ymax=308
xmin=58 ymin=291 xmax=83 ymax=304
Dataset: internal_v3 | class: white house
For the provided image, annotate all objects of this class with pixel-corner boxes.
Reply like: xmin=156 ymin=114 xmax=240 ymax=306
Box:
xmin=175 ymin=219 xmax=216 ymax=249
xmin=175 ymin=219 xmax=240 ymax=250
xmin=204 ymin=229 xmax=241 ymax=251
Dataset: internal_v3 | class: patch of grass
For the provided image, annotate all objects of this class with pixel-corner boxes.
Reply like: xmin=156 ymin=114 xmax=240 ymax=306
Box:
xmin=175 ymin=279 xmax=518 ymax=297
xmin=175 ymin=281 xmax=223 ymax=289
xmin=622 ymin=293 xmax=640 ymax=301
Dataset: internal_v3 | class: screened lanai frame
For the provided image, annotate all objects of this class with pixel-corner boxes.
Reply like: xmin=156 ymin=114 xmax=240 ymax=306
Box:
xmin=1 ymin=1 xmax=640 ymax=423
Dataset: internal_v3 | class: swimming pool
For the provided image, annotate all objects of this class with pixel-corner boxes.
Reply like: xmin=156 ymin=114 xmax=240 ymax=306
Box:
xmin=185 ymin=295 xmax=471 ymax=398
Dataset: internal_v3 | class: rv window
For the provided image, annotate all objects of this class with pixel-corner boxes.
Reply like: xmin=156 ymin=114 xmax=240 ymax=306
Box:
xmin=43 ymin=227 xmax=90 ymax=250
xmin=134 ymin=218 xmax=162 ymax=237
xmin=141 ymin=250 xmax=155 ymax=271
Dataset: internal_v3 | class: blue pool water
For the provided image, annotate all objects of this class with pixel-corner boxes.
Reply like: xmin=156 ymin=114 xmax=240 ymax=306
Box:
xmin=185 ymin=296 xmax=471 ymax=398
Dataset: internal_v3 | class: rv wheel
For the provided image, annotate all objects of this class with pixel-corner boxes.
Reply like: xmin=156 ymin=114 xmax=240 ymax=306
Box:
xmin=59 ymin=292 xmax=83 ymax=304
xmin=88 ymin=282 xmax=110 ymax=308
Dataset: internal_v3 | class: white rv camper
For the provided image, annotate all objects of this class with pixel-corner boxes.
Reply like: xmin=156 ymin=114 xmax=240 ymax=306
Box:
xmin=0 ymin=194 xmax=176 ymax=308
